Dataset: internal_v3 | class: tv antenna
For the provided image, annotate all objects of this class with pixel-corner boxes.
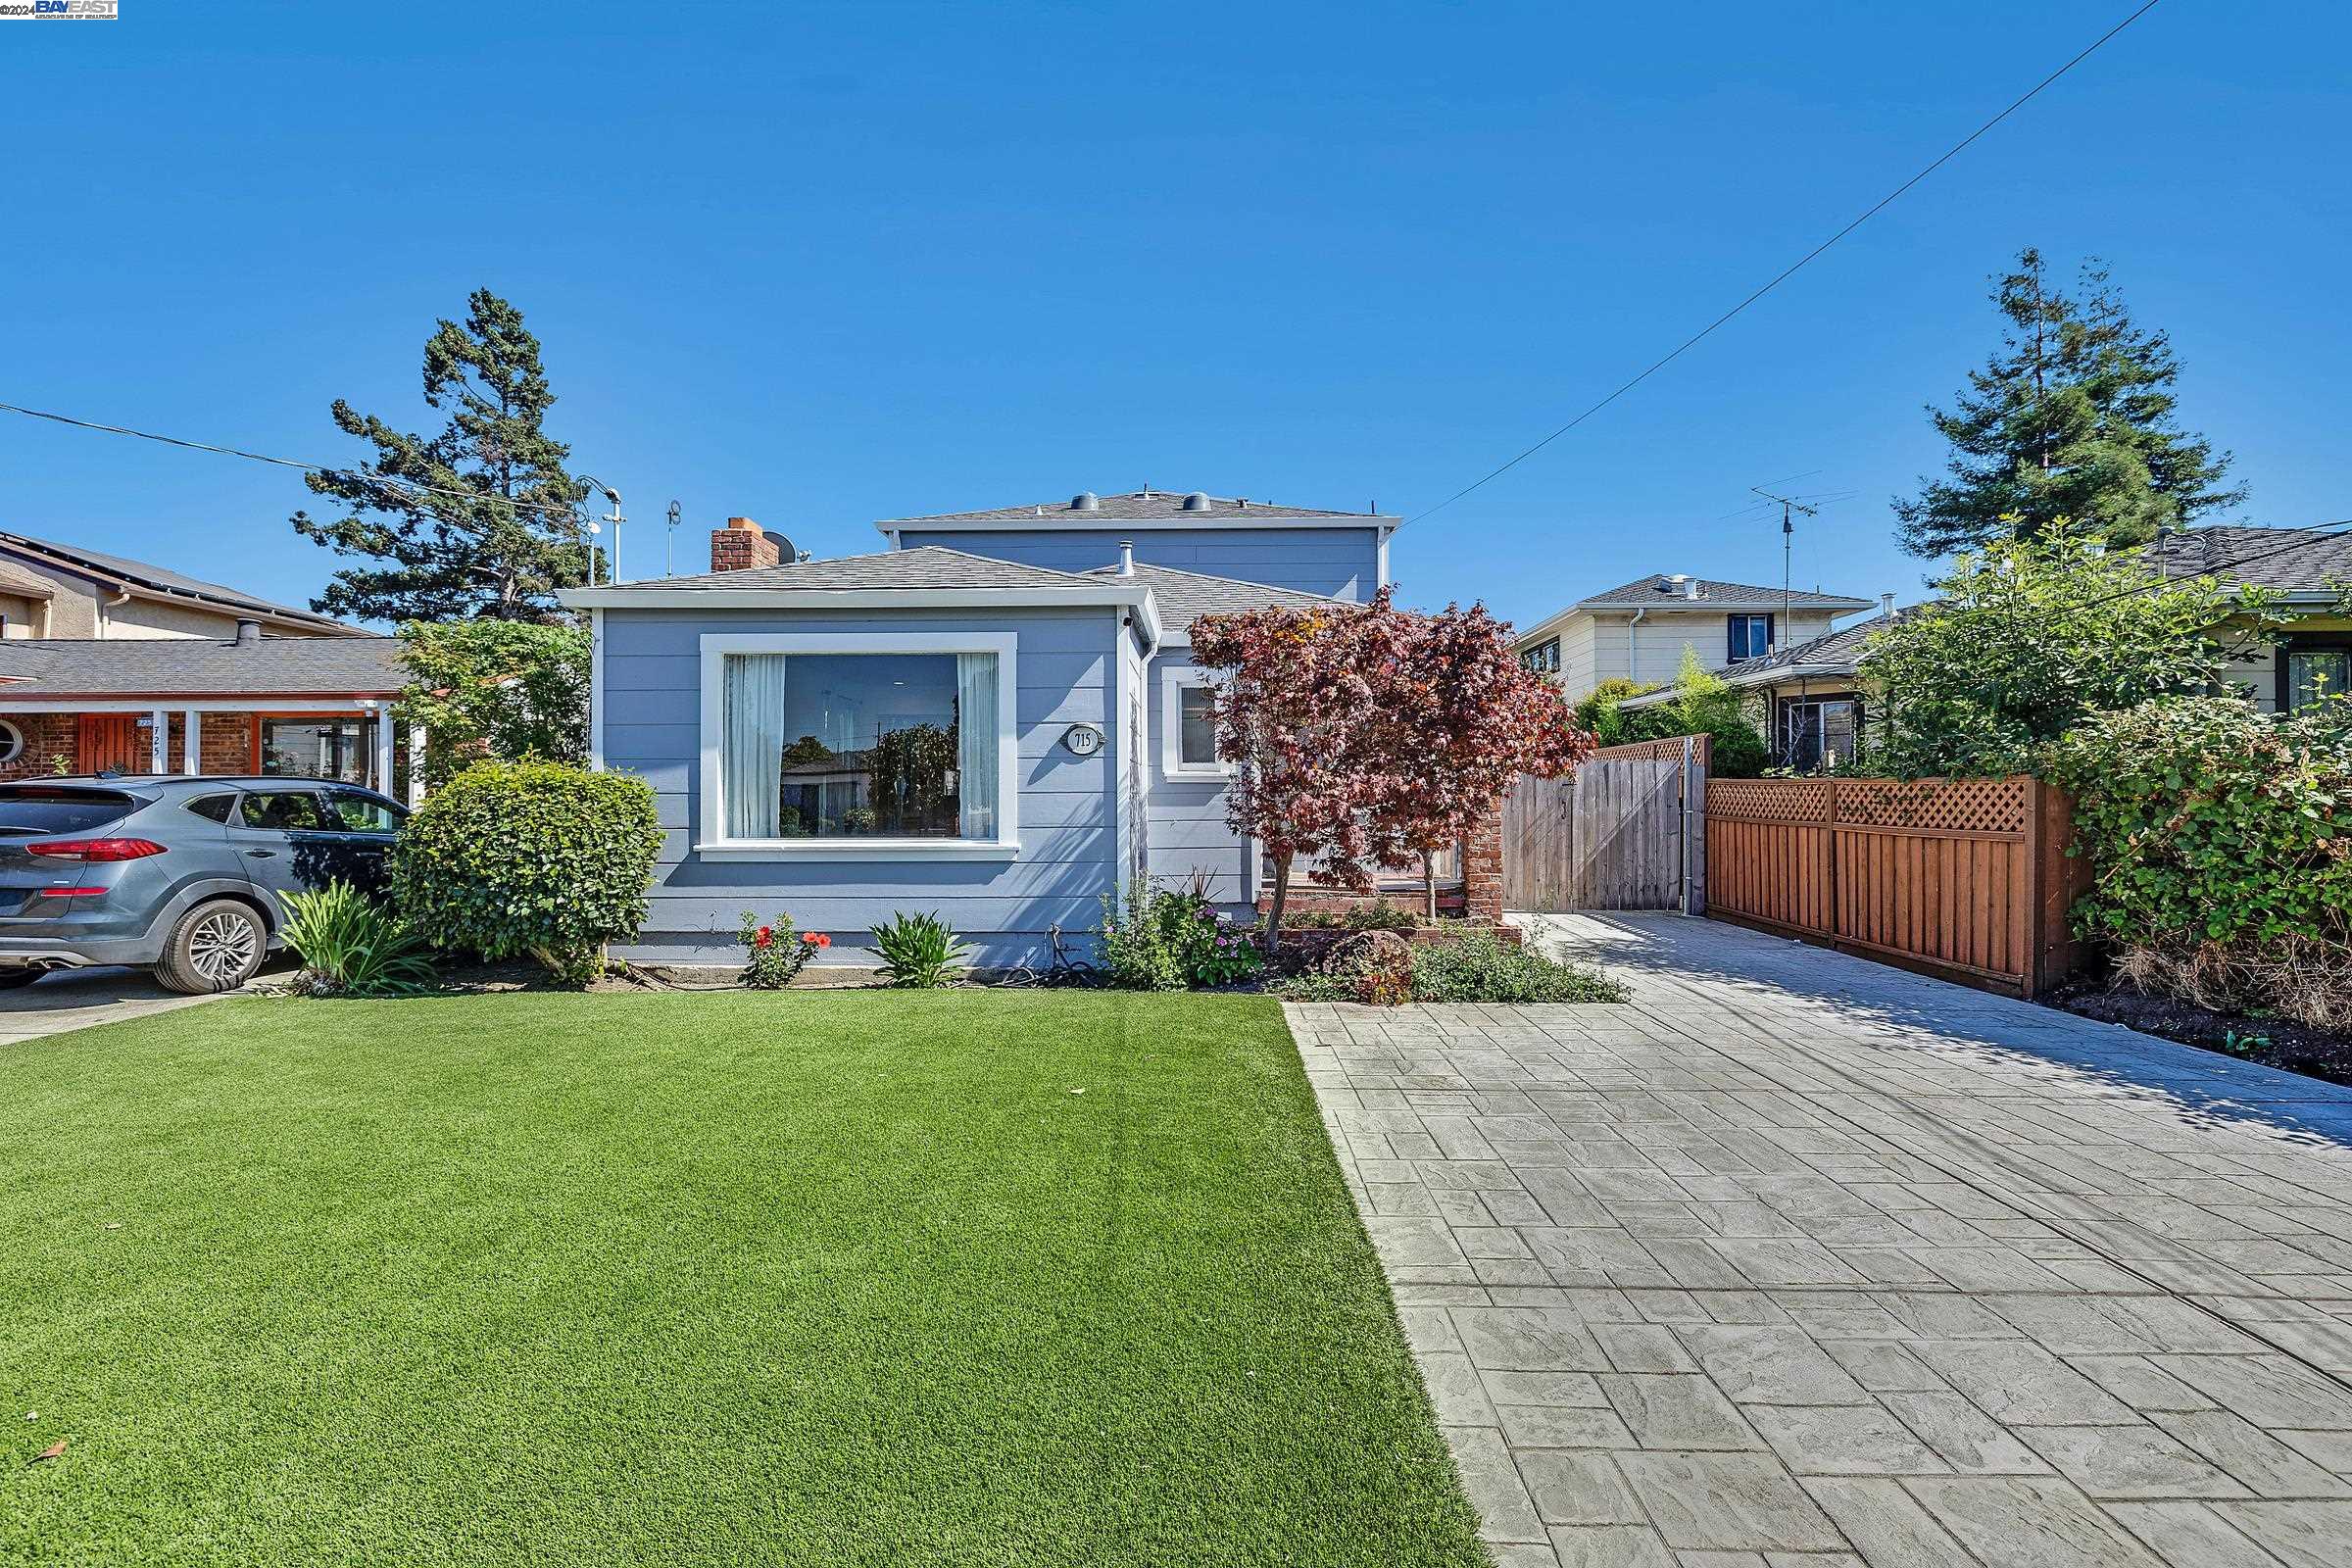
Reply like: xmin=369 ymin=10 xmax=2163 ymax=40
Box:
xmin=1751 ymin=485 xmax=1821 ymax=644
xmin=665 ymin=500 xmax=682 ymax=579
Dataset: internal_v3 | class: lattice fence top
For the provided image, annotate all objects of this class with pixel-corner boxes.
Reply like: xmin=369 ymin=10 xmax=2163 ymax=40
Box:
xmin=1708 ymin=779 xmax=1830 ymax=823
xmin=1707 ymin=776 xmax=2034 ymax=834
xmin=1591 ymin=733 xmax=1710 ymax=764
xmin=1835 ymin=777 xmax=2031 ymax=833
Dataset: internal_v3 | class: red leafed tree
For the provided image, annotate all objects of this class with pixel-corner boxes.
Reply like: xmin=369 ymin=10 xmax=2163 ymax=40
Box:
xmin=1190 ymin=589 xmax=1416 ymax=940
xmin=1362 ymin=602 xmax=1592 ymax=917
xmin=1191 ymin=588 xmax=1592 ymax=937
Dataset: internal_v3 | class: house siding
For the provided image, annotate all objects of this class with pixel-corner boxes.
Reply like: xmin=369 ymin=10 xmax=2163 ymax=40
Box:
xmin=1141 ymin=649 xmax=1254 ymax=911
xmin=598 ymin=604 xmax=1122 ymax=967
xmin=895 ymin=525 xmax=1381 ymax=601
xmin=1568 ymin=609 xmax=1840 ymax=696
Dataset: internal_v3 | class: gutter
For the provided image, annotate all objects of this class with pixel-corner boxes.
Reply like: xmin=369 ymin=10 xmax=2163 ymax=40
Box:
xmin=556 ymin=582 xmax=1166 ymax=649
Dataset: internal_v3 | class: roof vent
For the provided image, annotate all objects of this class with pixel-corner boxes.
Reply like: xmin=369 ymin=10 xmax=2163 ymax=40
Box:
xmin=1070 ymin=491 xmax=1101 ymax=512
xmin=1180 ymin=492 xmax=1210 ymax=512
xmin=233 ymin=618 xmax=262 ymax=648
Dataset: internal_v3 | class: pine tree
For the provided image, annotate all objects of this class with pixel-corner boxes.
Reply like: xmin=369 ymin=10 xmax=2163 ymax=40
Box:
xmin=292 ymin=289 xmax=594 ymax=622
xmin=1894 ymin=250 xmax=2242 ymax=558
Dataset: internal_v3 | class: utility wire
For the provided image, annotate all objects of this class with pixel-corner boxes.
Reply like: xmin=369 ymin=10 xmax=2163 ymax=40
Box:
xmin=1407 ymin=0 xmax=2165 ymax=526
xmin=0 ymin=401 xmax=591 ymax=524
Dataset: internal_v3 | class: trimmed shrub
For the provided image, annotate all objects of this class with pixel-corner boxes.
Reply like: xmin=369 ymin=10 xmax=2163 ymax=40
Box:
xmin=1407 ymin=932 xmax=1627 ymax=1004
xmin=391 ymin=760 xmax=662 ymax=984
xmin=871 ymin=910 xmax=969 ymax=989
xmin=2049 ymin=695 xmax=2352 ymax=1029
xmin=277 ymin=881 xmax=436 ymax=997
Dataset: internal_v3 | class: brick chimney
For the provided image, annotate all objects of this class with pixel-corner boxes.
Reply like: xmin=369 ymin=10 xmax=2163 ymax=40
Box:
xmin=710 ymin=516 xmax=780 ymax=573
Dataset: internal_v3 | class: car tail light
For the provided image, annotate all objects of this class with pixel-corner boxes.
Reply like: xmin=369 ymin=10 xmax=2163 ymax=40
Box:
xmin=24 ymin=839 xmax=168 ymax=862
xmin=39 ymin=887 xmax=108 ymax=899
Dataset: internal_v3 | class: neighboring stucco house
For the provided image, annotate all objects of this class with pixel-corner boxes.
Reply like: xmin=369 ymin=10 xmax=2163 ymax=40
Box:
xmin=1663 ymin=524 xmax=2352 ymax=771
xmin=0 ymin=530 xmax=411 ymax=791
xmin=1513 ymin=573 xmax=1873 ymax=699
xmin=561 ymin=491 xmax=1393 ymax=967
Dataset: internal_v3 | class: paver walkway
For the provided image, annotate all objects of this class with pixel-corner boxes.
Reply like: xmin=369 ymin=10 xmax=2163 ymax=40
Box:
xmin=0 ymin=966 xmax=243 ymax=1044
xmin=1289 ymin=912 xmax=2352 ymax=1568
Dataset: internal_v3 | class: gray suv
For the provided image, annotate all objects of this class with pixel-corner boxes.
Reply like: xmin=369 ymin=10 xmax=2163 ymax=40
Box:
xmin=0 ymin=775 xmax=407 ymax=994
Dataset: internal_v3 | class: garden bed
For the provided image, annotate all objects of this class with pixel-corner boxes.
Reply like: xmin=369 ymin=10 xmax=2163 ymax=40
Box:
xmin=2045 ymin=971 xmax=2352 ymax=1087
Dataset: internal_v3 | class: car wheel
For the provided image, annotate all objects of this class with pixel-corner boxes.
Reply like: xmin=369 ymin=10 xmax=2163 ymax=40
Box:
xmin=156 ymin=899 xmax=267 ymax=994
xmin=0 ymin=969 xmax=41 ymax=990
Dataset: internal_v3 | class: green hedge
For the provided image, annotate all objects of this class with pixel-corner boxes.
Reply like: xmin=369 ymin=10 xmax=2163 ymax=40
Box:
xmin=2049 ymin=697 xmax=2352 ymax=952
xmin=391 ymin=760 xmax=662 ymax=984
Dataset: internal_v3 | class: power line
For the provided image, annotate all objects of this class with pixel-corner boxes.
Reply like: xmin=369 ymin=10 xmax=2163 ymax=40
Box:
xmin=1407 ymin=0 xmax=2165 ymax=527
xmin=0 ymin=400 xmax=591 ymax=524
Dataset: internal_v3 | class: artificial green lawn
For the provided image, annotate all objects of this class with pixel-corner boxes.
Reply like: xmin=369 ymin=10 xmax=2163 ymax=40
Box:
xmin=0 ymin=992 xmax=1486 ymax=1567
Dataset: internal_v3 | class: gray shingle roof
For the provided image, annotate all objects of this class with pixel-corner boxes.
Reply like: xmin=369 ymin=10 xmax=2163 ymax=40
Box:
xmin=0 ymin=637 xmax=404 ymax=699
xmin=1576 ymin=575 xmax=1874 ymax=611
xmin=608 ymin=546 xmax=1102 ymax=594
xmin=0 ymin=529 xmax=361 ymax=633
xmin=881 ymin=490 xmax=1393 ymax=525
xmin=2144 ymin=526 xmax=2352 ymax=595
xmin=1079 ymin=562 xmax=1347 ymax=630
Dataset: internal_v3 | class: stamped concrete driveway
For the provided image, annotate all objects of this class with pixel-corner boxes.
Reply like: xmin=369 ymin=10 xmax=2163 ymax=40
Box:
xmin=1289 ymin=912 xmax=2352 ymax=1568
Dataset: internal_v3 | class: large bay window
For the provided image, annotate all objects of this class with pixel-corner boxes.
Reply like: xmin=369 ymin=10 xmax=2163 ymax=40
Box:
xmin=699 ymin=633 xmax=1017 ymax=858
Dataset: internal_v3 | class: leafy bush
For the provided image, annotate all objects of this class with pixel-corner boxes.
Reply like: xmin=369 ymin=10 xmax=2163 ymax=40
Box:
xmin=1574 ymin=655 xmax=1768 ymax=778
xmin=276 ymin=881 xmax=436 ymax=997
xmin=1271 ymin=930 xmax=1627 ymax=1005
xmin=871 ymin=910 xmax=969 ymax=989
xmin=1407 ymin=932 xmax=1628 ymax=1004
xmin=1097 ymin=885 xmax=1263 ymax=991
xmin=738 ymin=911 xmax=825 ymax=989
xmin=396 ymin=619 xmax=590 ymax=790
xmin=2048 ymin=695 xmax=2352 ymax=1027
xmin=390 ymin=760 xmax=662 ymax=985
xmin=1279 ymin=902 xmax=1419 ymax=931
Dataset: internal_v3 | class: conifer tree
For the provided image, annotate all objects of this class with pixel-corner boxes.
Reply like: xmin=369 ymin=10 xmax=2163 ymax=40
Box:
xmin=292 ymin=289 xmax=593 ymax=621
xmin=1894 ymin=250 xmax=2242 ymax=558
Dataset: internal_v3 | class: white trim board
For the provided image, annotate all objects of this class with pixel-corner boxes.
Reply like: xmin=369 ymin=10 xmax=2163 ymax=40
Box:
xmin=0 ymin=697 xmax=391 ymax=713
xmin=694 ymin=630 xmax=1021 ymax=861
xmin=876 ymin=516 xmax=1398 ymax=536
xmin=1158 ymin=665 xmax=1232 ymax=782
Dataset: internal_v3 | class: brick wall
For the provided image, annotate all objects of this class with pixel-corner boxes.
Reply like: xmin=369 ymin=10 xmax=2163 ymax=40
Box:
xmin=0 ymin=711 xmax=78 ymax=781
xmin=164 ymin=712 xmax=259 ymax=774
xmin=710 ymin=516 xmax=780 ymax=572
xmin=1462 ymin=807 xmax=1504 ymax=924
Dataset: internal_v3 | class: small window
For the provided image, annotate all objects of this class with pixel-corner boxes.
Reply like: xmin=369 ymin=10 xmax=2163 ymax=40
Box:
xmin=2287 ymin=650 xmax=2350 ymax=712
xmin=1520 ymin=638 xmax=1561 ymax=675
xmin=1728 ymin=614 xmax=1774 ymax=662
xmin=0 ymin=718 xmax=22 ymax=766
xmin=238 ymin=791 xmax=326 ymax=831
xmin=1178 ymin=684 xmax=1218 ymax=766
xmin=324 ymin=788 xmax=405 ymax=834
xmin=184 ymin=793 xmax=236 ymax=823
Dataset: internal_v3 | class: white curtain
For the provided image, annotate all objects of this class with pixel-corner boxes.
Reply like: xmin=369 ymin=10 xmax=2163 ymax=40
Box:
xmin=722 ymin=653 xmax=789 ymax=839
xmin=956 ymin=653 xmax=998 ymax=841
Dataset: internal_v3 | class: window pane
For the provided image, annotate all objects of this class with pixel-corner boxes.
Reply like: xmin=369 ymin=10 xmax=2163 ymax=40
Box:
xmin=325 ymin=790 xmax=404 ymax=833
xmin=2289 ymin=652 xmax=2349 ymax=711
xmin=240 ymin=792 xmax=325 ymax=830
xmin=1179 ymin=684 xmax=1218 ymax=766
xmin=721 ymin=652 xmax=991 ymax=840
xmin=261 ymin=718 xmax=371 ymax=783
xmin=183 ymin=793 xmax=235 ymax=823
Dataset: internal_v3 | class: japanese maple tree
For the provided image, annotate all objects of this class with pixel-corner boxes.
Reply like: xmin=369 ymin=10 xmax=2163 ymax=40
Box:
xmin=1363 ymin=602 xmax=1591 ymax=917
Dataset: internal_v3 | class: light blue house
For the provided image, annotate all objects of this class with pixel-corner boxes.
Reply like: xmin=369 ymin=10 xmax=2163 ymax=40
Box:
xmin=561 ymin=490 xmax=1397 ymax=966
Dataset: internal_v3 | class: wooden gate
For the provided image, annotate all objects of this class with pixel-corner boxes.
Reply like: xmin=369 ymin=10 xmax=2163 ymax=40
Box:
xmin=75 ymin=714 xmax=147 ymax=774
xmin=1705 ymin=775 xmax=2086 ymax=997
xmin=1504 ymin=741 xmax=1707 ymax=912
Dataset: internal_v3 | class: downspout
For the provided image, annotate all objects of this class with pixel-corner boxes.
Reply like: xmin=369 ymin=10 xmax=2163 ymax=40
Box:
xmin=1629 ymin=608 xmax=1647 ymax=681
xmin=97 ymin=583 xmax=130 ymax=637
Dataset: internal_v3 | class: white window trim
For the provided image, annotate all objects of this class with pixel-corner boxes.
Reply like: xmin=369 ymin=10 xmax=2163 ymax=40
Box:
xmin=0 ymin=717 xmax=22 ymax=765
xmin=695 ymin=631 xmax=1020 ymax=861
xmin=1160 ymin=665 xmax=1232 ymax=782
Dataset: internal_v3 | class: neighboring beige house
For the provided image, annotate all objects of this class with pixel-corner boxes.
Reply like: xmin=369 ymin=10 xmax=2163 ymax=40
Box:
xmin=1513 ymin=572 xmax=1873 ymax=698
xmin=0 ymin=528 xmax=365 ymax=641
xmin=1651 ymin=524 xmax=2352 ymax=772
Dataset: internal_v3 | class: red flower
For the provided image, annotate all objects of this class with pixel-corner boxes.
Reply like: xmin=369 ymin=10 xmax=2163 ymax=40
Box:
xmin=815 ymin=933 xmax=833 ymax=948
xmin=801 ymin=931 xmax=822 ymax=946
xmin=754 ymin=927 xmax=773 ymax=948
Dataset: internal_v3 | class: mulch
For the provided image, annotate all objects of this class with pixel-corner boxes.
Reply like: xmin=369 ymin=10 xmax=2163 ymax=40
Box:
xmin=2044 ymin=972 xmax=2352 ymax=1088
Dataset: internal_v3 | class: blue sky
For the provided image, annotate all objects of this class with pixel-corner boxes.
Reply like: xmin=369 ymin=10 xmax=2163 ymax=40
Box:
xmin=5 ymin=1 xmax=2345 ymax=632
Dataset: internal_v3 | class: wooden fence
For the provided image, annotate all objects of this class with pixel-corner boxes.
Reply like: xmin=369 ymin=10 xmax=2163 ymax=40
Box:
xmin=1704 ymin=775 xmax=2086 ymax=997
xmin=1504 ymin=737 xmax=1709 ymax=913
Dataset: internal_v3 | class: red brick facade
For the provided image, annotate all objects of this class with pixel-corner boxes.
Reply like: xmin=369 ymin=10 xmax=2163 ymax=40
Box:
xmin=0 ymin=711 xmax=78 ymax=780
xmin=1461 ymin=807 xmax=1504 ymax=924
xmin=710 ymin=516 xmax=781 ymax=573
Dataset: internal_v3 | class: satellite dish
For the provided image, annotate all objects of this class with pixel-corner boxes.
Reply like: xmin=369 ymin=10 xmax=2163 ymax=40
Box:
xmin=763 ymin=531 xmax=799 ymax=564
